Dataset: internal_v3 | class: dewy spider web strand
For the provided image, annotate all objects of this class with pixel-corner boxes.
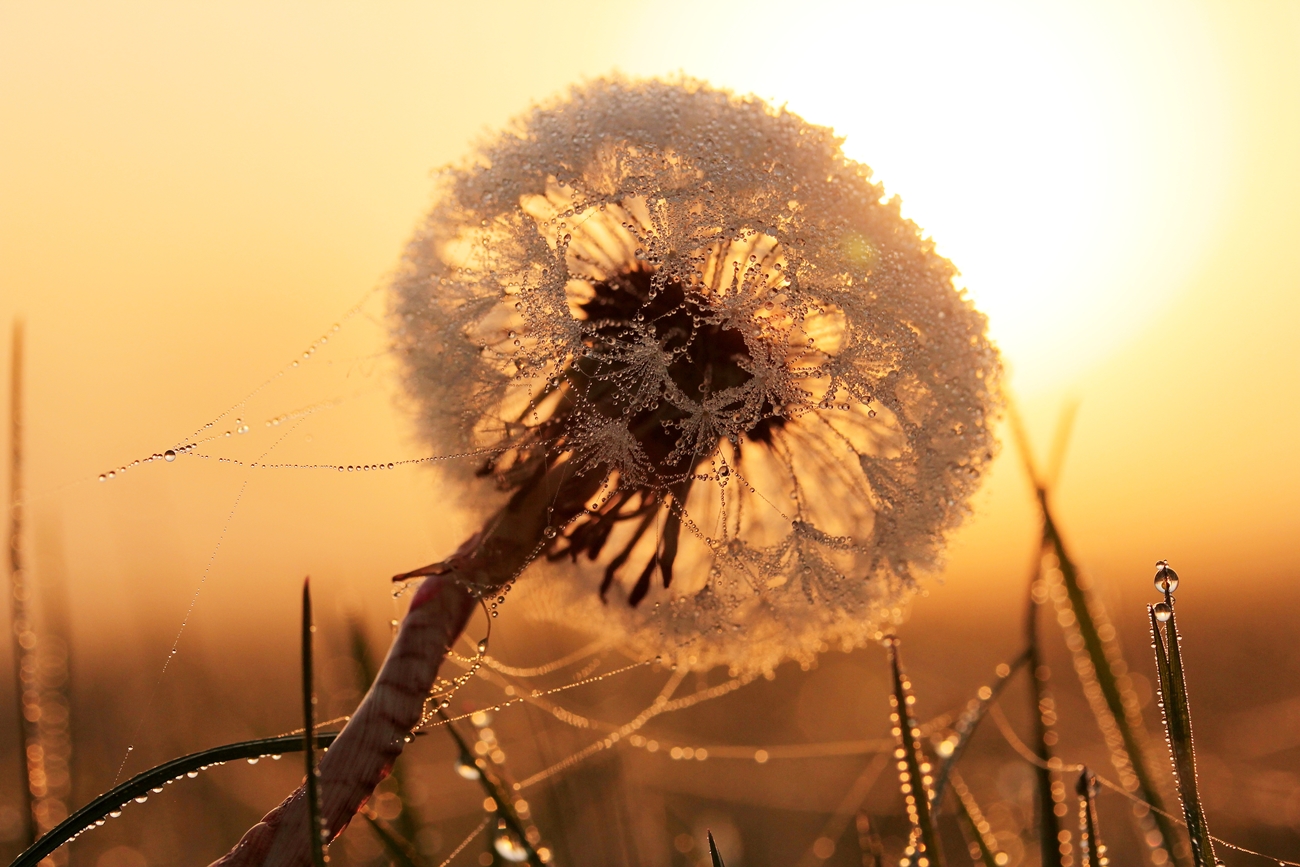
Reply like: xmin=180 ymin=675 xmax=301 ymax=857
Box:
xmin=988 ymin=703 xmax=1300 ymax=867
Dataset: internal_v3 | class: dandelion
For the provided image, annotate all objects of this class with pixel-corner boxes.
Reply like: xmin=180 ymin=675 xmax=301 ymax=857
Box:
xmin=391 ymin=76 xmax=999 ymax=672
xmin=215 ymin=76 xmax=998 ymax=863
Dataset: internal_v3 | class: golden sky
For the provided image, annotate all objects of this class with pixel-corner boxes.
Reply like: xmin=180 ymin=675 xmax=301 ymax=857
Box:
xmin=1 ymin=0 xmax=1298 ymax=652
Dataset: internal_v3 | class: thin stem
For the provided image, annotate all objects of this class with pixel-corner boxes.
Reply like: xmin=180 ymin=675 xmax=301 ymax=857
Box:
xmin=302 ymin=579 xmax=326 ymax=867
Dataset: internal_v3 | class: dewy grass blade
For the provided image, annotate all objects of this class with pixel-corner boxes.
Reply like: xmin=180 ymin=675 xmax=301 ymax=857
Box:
xmin=707 ymin=830 xmax=727 ymax=867
xmin=931 ymin=649 xmax=1030 ymax=809
xmin=1149 ymin=586 xmax=1215 ymax=867
xmin=1027 ymin=553 xmax=1065 ymax=867
xmin=10 ymin=732 xmax=341 ymax=867
xmin=303 ymin=579 xmax=327 ymax=867
xmin=886 ymin=636 xmax=943 ymax=867
xmin=1076 ymin=768 xmax=1106 ymax=867
xmin=362 ymin=812 xmax=424 ymax=867
xmin=950 ymin=771 xmax=1002 ymax=867
xmin=1012 ymin=404 xmax=1178 ymax=866
xmin=438 ymin=710 xmax=542 ymax=867
xmin=1041 ymin=504 xmax=1179 ymax=863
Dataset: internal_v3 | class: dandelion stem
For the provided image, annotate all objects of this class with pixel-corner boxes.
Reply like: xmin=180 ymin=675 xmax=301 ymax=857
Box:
xmin=210 ymin=572 xmax=476 ymax=867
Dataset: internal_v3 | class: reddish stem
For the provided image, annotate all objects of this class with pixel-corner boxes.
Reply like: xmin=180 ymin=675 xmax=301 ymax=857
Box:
xmin=209 ymin=572 xmax=476 ymax=867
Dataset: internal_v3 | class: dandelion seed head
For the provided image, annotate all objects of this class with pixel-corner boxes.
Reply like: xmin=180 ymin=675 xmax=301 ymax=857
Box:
xmin=392 ymin=76 xmax=1000 ymax=673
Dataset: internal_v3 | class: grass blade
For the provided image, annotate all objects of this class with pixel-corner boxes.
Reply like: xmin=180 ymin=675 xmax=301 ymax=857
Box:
xmin=10 ymin=731 xmax=340 ymax=867
xmin=931 ymin=649 xmax=1030 ymax=809
xmin=303 ymin=579 xmax=327 ymax=867
xmin=1150 ymin=595 xmax=1215 ymax=867
xmin=855 ymin=813 xmax=885 ymax=867
xmin=362 ymin=812 xmax=424 ymax=867
xmin=1011 ymin=406 xmax=1179 ymax=865
xmin=1027 ymin=554 xmax=1065 ymax=867
xmin=886 ymin=636 xmax=943 ymax=867
xmin=438 ymin=711 xmax=542 ymax=867
xmin=1076 ymin=769 xmax=1105 ymax=867
xmin=950 ymin=771 xmax=1002 ymax=867
xmin=7 ymin=320 xmax=36 ymax=848
xmin=707 ymin=830 xmax=726 ymax=867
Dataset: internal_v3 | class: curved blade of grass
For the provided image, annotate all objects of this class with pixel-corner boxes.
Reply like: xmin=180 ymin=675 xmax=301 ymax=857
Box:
xmin=8 ymin=731 xmax=340 ymax=867
xmin=1012 ymin=402 xmax=1178 ymax=865
xmin=950 ymin=772 xmax=1001 ymax=867
xmin=1027 ymin=562 xmax=1065 ymax=867
xmin=1040 ymin=498 xmax=1179 ymax=861
xmin=1150 ymin=604 xmax=1215 ymax=867
xmin=361 ymin=812 xmax=423 ymax=867
xmin=303 ymin=579 xmax=327 ymax=867
xmin=886 ymin=636 xmax=943 ymax=867
xmin=438 ymin=711 xmax=542 ymax=867
xmin=1076 ymin=769 xmax=1104 ymax=867
xmin=707 ymin=830 xmax=726 ymax=867
xmin=930 ymin=649 xmax=1030 ymax=809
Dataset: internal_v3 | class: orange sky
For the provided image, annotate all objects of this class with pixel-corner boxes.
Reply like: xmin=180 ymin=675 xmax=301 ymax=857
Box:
xmin=1 ymin=1 xmax=1298 ymax=657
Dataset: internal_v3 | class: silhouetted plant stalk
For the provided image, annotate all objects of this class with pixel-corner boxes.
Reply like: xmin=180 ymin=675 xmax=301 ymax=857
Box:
xmin=7 ymin=320 xmax=38 ymax=848
xmin=1027 ymin=552 xmax=1068 ymax=867
xmin=1010 ymin=406 xmax=1180 ymax=866
xmin=1148 ymin=563 xmax=1215 ymax=867
xmin=887 ymin=636 xmax=943 ymax=867
xmin=949 ymin=771 xmax=1004 ymax=867
xmin=438 ymin=709 xmax=543 ymax=866
xmin=11 ymin=732 xmax=342 ymax=867
xmin=302 ymin=580 xmax=327 ymax=867
xmin=1076 ymin=769 xmax=1107 ymax=867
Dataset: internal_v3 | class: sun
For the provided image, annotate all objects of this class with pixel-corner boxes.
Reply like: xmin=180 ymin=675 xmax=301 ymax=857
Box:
xmin=626 ymin=0 xmax=1231 ymax=393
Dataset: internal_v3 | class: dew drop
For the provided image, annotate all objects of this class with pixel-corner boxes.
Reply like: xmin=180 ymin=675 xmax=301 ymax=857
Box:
xmin=109 ymin=810 xmax=122 ymax=818
xmin=186 ymin=770 xmax=198 ymax=778
xmin=237 ymin=424 xmax=250 ymax=434
xmin=134 ymin=795 xmax=148 ymax=804
xmin=493 ymin=827 xmax=530 ymax=863
xmin=163 ymin=449 xmax=177 ymax=462
xmin=1153 ymin=562 xmax=1179 ymax=594
xmin=542 ymin=526 xmax=557 ymax=539
xmin=1153 ymin=602 xmax=1173 ymax=622
xmin=247 ymin=757 xmax=259 ymax=764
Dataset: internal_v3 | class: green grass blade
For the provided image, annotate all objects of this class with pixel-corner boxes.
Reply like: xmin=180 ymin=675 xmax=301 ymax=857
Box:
xmin=1150 ymin=604 xmax=1215 ymax=867
xmin=362 ymin=812 xmax=424 ymax=867
xmin=303 ymin=579 xmax=327 ymax=867
xmin=886 ymin=636 xmax=943 ymax=867
xmin=950 ymin=772 xmax=1001 ymax=867
xmin=931 ymin=649 xmax=1030 ymax=810
xmin=707 ymin=830 xmax=727 ymax=867
xmin=1040 ymin=498 xmax=1180 ymax=863
xmin=10 ymin=731 xmax=340 ymax=867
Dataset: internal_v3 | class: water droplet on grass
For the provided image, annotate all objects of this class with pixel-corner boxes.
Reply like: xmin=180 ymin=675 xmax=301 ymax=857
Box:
xmin=1154 ymin=602 xmax=1172 ymax=622
xmin=1154 ymin=560 xmax=1179 ymax=594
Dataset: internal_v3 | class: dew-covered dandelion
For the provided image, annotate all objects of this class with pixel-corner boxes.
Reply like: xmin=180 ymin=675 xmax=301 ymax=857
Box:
xmin=391 ymin=76 xmax=1000 ymax=674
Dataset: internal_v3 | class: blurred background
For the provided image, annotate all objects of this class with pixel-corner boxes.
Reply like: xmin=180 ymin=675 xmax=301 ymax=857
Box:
xmin=1 ymin=1 xmax=1298 ymax=865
